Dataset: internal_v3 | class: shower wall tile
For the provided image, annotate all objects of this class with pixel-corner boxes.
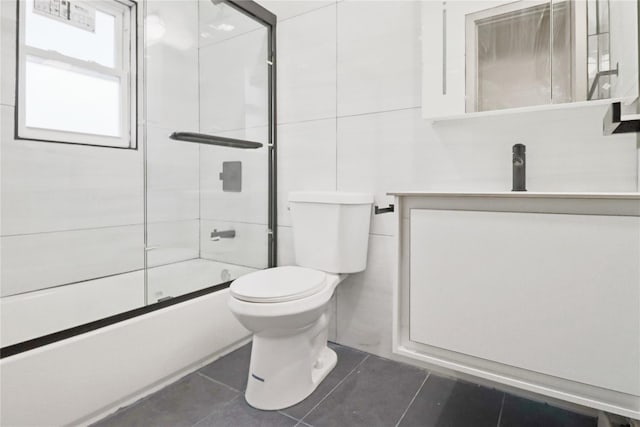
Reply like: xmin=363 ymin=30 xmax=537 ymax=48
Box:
xmin=0 ymin=106 xmax=144 ymax=236
xmin=145 ymin=0 xmax=199 ymax=131
xmin=277 ymin=4 xmax=336 ymax=124
xmin=1 ymin=270 xmax=145 ymax=347
xmin=335 ymin=234 xmax=394 ymax=359
xmin=199 ymin=29 xmax=269 ymax=134
xmin=199 ymin=128 xmax=269 ymax=225
xmin=257 ymin=1 xmax=334 ymax=22
xmin=146 ymin=219 xmax=200 ymax=268
xmin=146 ymin=124 xmax=199 ymax=223
xmin=336 ymin=0 xmax=422 ymax=117
xmin=200 ymin=219 xmax=268 ymax=269
xmin=277 ymin=118 xmax=337 ymax=227
xmin=198 ymin=0 xmax=263 ymax=48
xmin=0 ymin=224 xmax=144 ymax=298
xmin=0 ymin=0 xmax=16 ymax=107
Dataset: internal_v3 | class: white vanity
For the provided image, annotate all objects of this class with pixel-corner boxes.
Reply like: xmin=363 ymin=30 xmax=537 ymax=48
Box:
xmin=390 ymin=192 xmax=640 ymax=420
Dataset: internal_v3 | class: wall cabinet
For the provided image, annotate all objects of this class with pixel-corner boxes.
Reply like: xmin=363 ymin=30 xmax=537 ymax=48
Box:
xmin=421 ymin=1 xmax=639 ymax=120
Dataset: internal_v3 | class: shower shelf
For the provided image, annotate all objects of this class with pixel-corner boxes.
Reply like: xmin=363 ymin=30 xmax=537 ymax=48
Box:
xmin=169 ymin=132 xmax=263 ymax=149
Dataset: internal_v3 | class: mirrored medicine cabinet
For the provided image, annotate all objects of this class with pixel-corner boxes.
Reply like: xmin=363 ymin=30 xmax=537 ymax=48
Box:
xmin=422 ymin=0 xmax=639 ymax=120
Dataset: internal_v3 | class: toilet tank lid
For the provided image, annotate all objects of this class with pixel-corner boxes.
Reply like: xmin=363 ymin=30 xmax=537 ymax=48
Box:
xmin=289 ymin=191 xmax=373 ymax=205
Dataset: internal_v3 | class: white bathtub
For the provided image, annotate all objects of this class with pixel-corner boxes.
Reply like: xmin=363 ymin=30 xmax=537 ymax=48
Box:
xmin=0 ymin=258 xmax=256 ymax=348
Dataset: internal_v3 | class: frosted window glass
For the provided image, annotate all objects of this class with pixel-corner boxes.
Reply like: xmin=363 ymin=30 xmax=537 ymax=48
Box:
xmin=25 ymin=58 xmax=121 ymax=137
xmin=25 ymin=1 xmax=116 ymax=68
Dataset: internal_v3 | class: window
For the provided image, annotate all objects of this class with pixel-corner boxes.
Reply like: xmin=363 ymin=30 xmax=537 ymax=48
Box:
xmin=17 ymin=0 xmax=137 ymax=148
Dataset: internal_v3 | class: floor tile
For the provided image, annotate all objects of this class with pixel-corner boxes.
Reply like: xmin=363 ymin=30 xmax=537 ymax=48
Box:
xmin=398 ymin=375 xmax=503 ymax=427
xmin=281 ymin=343 xmax=368 ymax=420
xmin=194 ymin=396 xmax=299 ymax=427
xmin=199 ymin=342 xmax=252 ymax=392
xmin=499 ymin=395 xmax=598 ymax=427
xmin=92 ymin=373 xmax=239 ymax=427
xmin=303 ymin=355 xmax=428 ymax=427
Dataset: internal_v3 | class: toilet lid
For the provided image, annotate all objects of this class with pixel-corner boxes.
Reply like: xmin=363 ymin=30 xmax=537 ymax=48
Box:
xmin=230 ymin=266 xmax=327 ymax=303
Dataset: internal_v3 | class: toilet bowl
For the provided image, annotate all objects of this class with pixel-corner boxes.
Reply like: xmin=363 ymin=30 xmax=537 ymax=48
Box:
xmin=227 ymin=191 xmax=373 ymax=410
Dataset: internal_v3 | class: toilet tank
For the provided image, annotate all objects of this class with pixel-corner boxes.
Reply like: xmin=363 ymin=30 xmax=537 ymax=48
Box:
xmin=288 ymin=191 xmax=373 ymax=273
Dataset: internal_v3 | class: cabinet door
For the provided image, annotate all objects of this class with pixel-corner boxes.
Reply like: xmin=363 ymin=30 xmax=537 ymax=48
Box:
xmin=409 ymin=209 xmax=640 ymax=396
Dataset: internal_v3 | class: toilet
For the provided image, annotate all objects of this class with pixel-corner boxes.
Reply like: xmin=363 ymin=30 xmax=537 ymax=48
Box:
xmin=228 ymin=191 xmax=373 ymax=410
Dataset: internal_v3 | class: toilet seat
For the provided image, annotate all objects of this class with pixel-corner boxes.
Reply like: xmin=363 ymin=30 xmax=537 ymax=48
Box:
xmin=230 ymin=266 xmax=327 ymax=303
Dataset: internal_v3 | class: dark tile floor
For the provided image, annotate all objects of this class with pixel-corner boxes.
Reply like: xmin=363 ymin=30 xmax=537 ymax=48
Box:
xmin=93 ymin=342 xmax=598 ymax=427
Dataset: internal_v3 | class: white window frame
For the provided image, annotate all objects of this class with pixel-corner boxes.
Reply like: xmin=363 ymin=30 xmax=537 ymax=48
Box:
xmin=16 ymin=0 xmax=137 ymax=149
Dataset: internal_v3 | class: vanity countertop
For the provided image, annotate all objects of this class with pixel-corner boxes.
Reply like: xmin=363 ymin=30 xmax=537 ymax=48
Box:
xmin=387 ymin=191 xmax=640 ymax=199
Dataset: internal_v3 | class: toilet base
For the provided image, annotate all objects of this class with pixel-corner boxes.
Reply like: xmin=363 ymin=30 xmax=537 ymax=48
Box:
xmin=244 ymin=313 xmax=337 ymax=410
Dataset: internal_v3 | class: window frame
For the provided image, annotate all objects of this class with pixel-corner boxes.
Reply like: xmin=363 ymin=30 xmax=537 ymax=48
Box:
xmin=16 ymin=0 xmax=138 ymax=149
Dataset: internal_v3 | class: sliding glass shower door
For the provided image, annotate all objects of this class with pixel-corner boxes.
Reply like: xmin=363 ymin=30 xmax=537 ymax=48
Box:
xmin=144 ymin=0 xmax=275 ymax=303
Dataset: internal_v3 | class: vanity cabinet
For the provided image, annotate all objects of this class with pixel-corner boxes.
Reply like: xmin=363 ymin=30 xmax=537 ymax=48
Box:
xmin=391 ymin=193 xmax=640 ymax=419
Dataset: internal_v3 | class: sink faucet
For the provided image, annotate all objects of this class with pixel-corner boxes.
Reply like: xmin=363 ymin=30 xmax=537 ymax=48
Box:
xmin=211 ymin=229 xmax=236 ymax=241
xmin=512 ymin=143 xmax=526 ymax=192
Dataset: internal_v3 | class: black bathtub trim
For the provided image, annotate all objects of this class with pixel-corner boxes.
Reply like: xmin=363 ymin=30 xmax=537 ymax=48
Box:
xmin=0 ymin=281 xmax=232 ymax=359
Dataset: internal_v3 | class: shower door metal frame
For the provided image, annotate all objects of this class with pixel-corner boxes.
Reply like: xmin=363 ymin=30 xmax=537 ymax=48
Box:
xmin=0 ymin=0 xmax=277 ymax=359
xmin=226 ymin=0 xmax=277 ymax=268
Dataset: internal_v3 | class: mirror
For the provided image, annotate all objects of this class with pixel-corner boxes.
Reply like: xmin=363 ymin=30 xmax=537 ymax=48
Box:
xmin=422 ymin=0 xmax=639 ymax=119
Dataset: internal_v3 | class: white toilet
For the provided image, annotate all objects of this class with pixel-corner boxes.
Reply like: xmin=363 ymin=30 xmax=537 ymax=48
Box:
xmin=228 ymin=191 xmax=373 ymax=410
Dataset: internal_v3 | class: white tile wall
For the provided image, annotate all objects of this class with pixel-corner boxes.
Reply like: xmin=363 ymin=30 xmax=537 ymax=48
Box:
xmin=1 ymin=106 xmax=144 ymax=236
xmin=0 ymin=0 xmax=16 ymax=107
xmin=277 ymin=118 xmax=337 ymax=226
xmin=336 ymin=234 xmax=394 ymax=358
xmin=272 ymin=0 xmax=639 ymax=361
xmin=336 ymin=0 xmax=422 ymax=117
xmin=145 ymin=0 xmax=199 ymax=131
xmin=257 ymin=1 xmax=335 ymax=22
xmin=277 ymin=4 xmax=336 ymax=124
xmin=146 ymin=220 xmax=200 ymax=268
xmin=337 ymin=108 xmax=433 ymax=236
xmin=0 ymin=225 xmax=144 ymax=297
xmin=430 ymin=105 xmax=638 ymax=193
xmin=276 ymin=225 xmax=295 ymax=266
xmin=199 ymin=28 xmax=269 ymax=134
xmin=146 ymin=125 xmax=200 ymax=223
xmin=198 ymin=0 xmax=263 ymax=47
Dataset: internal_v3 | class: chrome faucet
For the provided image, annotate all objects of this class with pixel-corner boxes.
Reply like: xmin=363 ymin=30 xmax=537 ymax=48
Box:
xmin=211 ymin=229 xmax=236 ymax=241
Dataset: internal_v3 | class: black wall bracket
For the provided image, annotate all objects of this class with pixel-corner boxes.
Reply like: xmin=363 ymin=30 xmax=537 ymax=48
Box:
xmin=603 ymin=102 xmax=640 ymax=135
xmin=374 ymin=204 xmax=395 ymax=214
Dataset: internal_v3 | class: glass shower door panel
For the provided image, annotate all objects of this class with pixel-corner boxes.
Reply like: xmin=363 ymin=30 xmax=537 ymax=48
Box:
xmin=145 ymin=0 xmax=271 ymax=304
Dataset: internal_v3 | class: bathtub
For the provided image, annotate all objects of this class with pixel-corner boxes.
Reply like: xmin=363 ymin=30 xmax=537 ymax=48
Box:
xmin=0 ymin=258 xmax=256 ymax=348
xmin=1 ymin=258 xmax=255 ymax=425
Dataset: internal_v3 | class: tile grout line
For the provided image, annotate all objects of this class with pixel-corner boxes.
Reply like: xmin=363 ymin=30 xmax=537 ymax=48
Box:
xmin=196 ymin=371 xmax=242 ymax=394
xmin=297 ymin=354 xmax=371 ymax=423
xmin=191 ymin=394 xmax=242 ymax=427
xmin=278 ymin=410 xmax=305 ymax=424
xmin=394 ymin=372 xmax=430 ymax=427
xmin=496 ymin=393 xmax=506 ymax=427
xmin=276 ymin=105 xmax=422 ymax=129
xmin=278 ymin=1 xmax=337 ymax=24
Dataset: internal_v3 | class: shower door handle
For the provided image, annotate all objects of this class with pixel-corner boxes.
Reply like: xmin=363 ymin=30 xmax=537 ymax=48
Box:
xmin=169 ymin=132 xmax=263 ymax=149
